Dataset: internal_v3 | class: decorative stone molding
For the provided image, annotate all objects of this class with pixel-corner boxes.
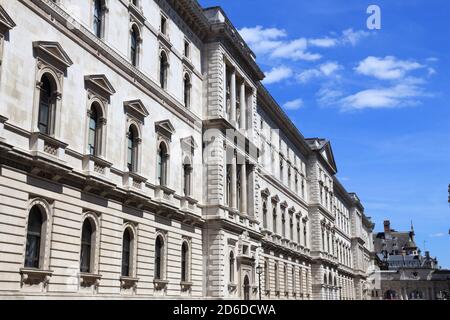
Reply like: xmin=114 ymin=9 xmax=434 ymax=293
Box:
xmin=180 ymin=281 xmax=193 ymax=292
xmin=0 ymin=5 xmax=16 ymax=34
xmin=20 ymin=268 xmax=53 ymax=289
xmin=32 ymin=41 xmax=73 ymax=71
xmin=120 ymin=276 xmax=139 ymax=290
xmin=124 ymin=99 xmax=149 ymax=122
xmin=155 ymin=119 xmax=176 ymax=140
xmin=84 ymin=74 xmax=116 ymax=99
xmin=79 ymin=273 xmax=102 ymax=289
xmin=153 ymin=279 xmax=169 ymax=291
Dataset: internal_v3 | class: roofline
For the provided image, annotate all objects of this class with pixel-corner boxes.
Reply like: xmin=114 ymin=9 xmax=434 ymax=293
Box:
xmin=257 ymin=83 xmax=312 ymax=156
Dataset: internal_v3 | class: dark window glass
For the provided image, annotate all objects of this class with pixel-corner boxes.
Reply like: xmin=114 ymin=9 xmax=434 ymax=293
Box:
xmin=127 ymin=127 xmax=137 ymax=172
xmin=229 ymin=252 xmax=234 ymax=283
xmin=181 ymin=242 xmax=188 ymax=282
xmin=38 ymin=76 xmax=53 ymax=134
xmin=25 ymin=206 xmax=43 ymax=268
xmin=131 ymin=28 xmax=138 ymax=66
xmin=88 ymin=106 xmax=98 ymax=155
xmin=184 ymin=75 xmax=190 ymax=108
xmin=157 ymin=144 xmax=167 ymax=186
xmin=155 ymin=236 xmax=163 ymax=279
xmin=160 ymin=53 xmax=167 ymax=89
xmin=122 ymin=229 xmax=132 ymax=276
xmin=183 ymin=163 xmax=192 ymax=196
xmin=80 ymin=220 xmax=93 ymax=273
xmin=93 ymin=0 xmax=103 ymax=38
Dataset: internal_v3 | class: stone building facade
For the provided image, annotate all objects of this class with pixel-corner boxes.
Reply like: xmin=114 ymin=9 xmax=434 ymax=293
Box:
xmin=0 ymin=0 xmax=374 ymax=299
xmin=369 ymin=221 xmax=450 ymax=300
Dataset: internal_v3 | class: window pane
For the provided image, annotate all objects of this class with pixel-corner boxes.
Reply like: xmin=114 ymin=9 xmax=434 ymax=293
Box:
xmin=25 ymin=207 xmax=42 ymax=268
xmin=80 ymin=220 xmax=93 ymax=273
xmin=122 ymin=229 xmax=131 ymax=277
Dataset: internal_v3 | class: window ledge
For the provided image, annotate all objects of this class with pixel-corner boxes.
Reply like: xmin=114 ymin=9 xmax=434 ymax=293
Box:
xmin=153 ymin=279 xmax=169 ymax=290
xmin=180 ymin=281 xmax=193 ymax=291
xmin=79 ymin=273 xmax=102 ymax=288
xmin=120 ymin=276 xmax=139 ymax=289
xmin=20 ymin=268 xmax=53 ymax=286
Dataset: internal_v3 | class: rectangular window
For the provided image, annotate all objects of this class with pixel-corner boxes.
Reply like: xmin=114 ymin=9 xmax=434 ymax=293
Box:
xmin=184 ymin=40 xmax=190 ymax=58
xmin=0 ymin=35 xmax=4 ymax=83
xmin=161 ymin=15 xmax=167 ymax=35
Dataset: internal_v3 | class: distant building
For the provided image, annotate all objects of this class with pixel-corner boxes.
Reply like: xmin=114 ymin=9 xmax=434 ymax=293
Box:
xmin=369 ymin=220 xmax=450 ymax=300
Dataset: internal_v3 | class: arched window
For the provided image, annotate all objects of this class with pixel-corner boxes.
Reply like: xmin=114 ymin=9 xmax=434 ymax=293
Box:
xmin=155 ymin=236 xmax=164 ymax=280
xmin=130 ymin=25 xmax=140 ymax=67
xmin=183 ymin=74 xmax=191 ymax=108
xmin=323 ymin=274 xmax=327 ymax=285
xmin=93 ymin=0 xmax=105 ymax=38
xmin=80 ymin=219 xmax=94 ymax=273
xmin=38 ymin=74 xmax=56 ymax=135
xmin=25 ymin=206 xmax=44 ymax=268
xmin=181 ymin=242 xmax=189 ymax=282
xmin=229 ymin=251 xmax=235 ymax=283
xmin=160 ymin=51 xmax=168 ymax=89
xmin=88 ymin=103 xmax=102 ymax=156
xmin=121 ymin=228 xmax=132 ymax=277
xmin=127 ymin=125 xmax=138 ymax=172
xmin=157 ymin=143 xmax=168 ymax=186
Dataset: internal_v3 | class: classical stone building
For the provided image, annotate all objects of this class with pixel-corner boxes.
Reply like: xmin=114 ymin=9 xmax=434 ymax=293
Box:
xmin=369 ymin=221 xmax=450 ymax=300
xmin=0 ymin=0 xmax=374 ymax=299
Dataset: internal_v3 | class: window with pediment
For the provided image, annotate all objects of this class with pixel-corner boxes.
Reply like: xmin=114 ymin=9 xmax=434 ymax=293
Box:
xmin=32 ymin=41 xmax=72 ymax=138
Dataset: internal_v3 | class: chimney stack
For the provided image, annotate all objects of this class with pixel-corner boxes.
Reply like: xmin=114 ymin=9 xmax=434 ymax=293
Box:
xmin=384 ymin=220 xmax=391 ymax=233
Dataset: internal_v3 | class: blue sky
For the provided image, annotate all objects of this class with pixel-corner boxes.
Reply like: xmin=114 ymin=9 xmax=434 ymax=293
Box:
xmin=199 ymin=0 xmax=450 ymax=267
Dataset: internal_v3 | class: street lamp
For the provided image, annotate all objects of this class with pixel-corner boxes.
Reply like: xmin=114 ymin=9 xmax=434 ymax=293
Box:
xmin=256 ymin=264 xmax=263 ymax=300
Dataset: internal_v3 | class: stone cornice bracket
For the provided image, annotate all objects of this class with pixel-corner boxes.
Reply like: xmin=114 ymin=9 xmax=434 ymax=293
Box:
xmin=0 ymin=5 xmax=16 ymax=33
xmin=180 ymin=136 xmax=198 ymax=151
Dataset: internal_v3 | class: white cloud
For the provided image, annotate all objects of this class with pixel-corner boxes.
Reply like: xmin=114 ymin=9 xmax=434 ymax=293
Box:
xmin=263 ymin=66 xmax=293 ymax=84
xmin=297 ymin=61 xmax=342 ymax=83
xmin=308 ymin=37 xmax=338 ymax=48
xmin=355 ymin=56 xmax=424 ymax=80
xmin=341 ymin=28 xmax=370 ymax=46
xmin=427 ymin=67 xmax=436 ymax=76
xmin=283 ymin=99 xmax=304 ymax=110
xmin=429 ymin=233 xmax=445 ymax=238
xmin=317 ymin=87 xmax=344 ymax=106
xmin=239 ymin=26 xmax=287 ymax=56
xmin=340 ymin=82 xmax=425 ymax=111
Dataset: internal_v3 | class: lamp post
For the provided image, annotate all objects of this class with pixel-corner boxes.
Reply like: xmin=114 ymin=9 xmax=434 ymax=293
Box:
xmin=256 ymin=264 xmax=263 ymax=300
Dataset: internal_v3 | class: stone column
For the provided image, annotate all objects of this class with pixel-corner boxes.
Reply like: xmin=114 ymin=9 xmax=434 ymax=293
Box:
xmin=231 ymin=152 xmax=237 ymax=209
xmin=239 ymin=81 xmax=246 ymax=130
xmin=223 ymin=57 xmax=228 ymax=118
xmin=230 ymin=69 xmax=236 ymax=123
xmin=240 ymin=163 xmax=247 ymax=215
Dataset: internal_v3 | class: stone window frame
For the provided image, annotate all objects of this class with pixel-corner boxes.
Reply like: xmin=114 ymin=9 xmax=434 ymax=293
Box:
xmin=78 ymin=211 xmax=102 ymax=289
xmin=155 ymin=120 xmax=175 ymax=187
xmin=153 ymin=230 xmax=169 ymax=286
xmin=180 ymin=136 xmax=197 ymax=198
xmin=121 ymin=222 xmax=138 ymax=278
xmin=123 ymin=99 xmax=148 ymax=174
xmin=84 ymin=95 xmax=107 ymax=158
xmin=182 ymin=69 xmax=192 ymax=109
xmin=20 ymin=198 xmax=54 ymax=289
xmin=91 ymin=0 xmax=109 ymax=40
xmin=31 ymin=42 xmax=72 ymax=139
xmin=129 ymin=22 xmax=143 ymax=68
xmin=0 ymin=5 xmax=16 ymax=85
xmin=180 ymin=237 xmax=192 ymax=290
xmin=158 ymin=47 xmax=170 ymax=90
